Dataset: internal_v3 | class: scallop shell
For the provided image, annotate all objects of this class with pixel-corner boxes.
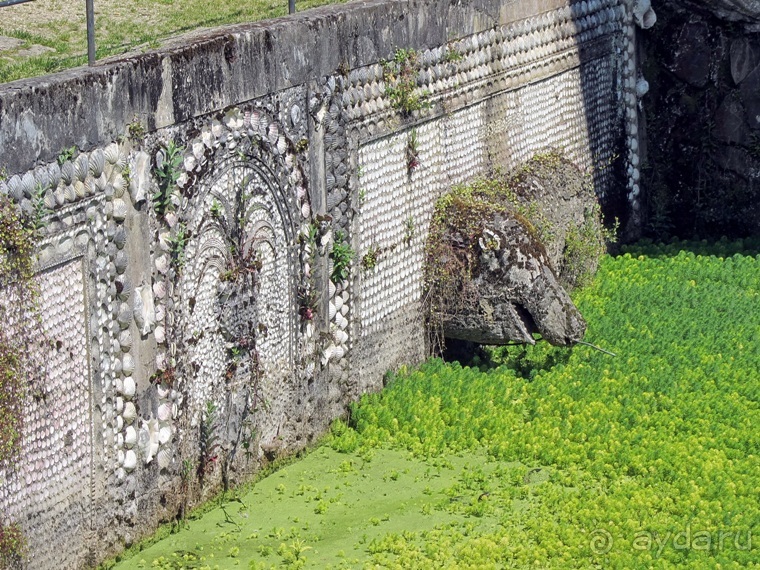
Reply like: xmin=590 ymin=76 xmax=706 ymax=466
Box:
xmin=112 ymin=198 xmax=128 ymax=222
xmin=73 ymin=180 xmax=87 ymax=199
xmin=332 ymin=345 xmax=346 ymax=360
xmin=123 ymin=450 xmax=137 ymax=472
xmin=154 ymin=325 xmax=166 ymax=344
xmin=320 ymin=346 xmax=336 ymax=366
xmin=111 ymin=173 xmax=127 ymax=197
xmin=20 ymin=172 xmax=36 ymax=199
xmin=89 ymin=149 xmax=105 ymax=177
xmin=328 ymin=280 xmax=337 ymax=298
xmin=104 ymin=142 xmax=121 ymax=166
xmin=64 ymin=184 xmax=78 ymax=203
xmin=158 ymin=425 xmax=172 ymax=445
xmin=157 ymin=447 xmax=172 ymax=469
xmin=328 ymin=303 xmax=337 ymax=320
xmin=335 ymin=329 xmax=349 ymax=344
xmin=113 ymin=226 xmax=127 ymax=250
xmin=301 ymin=202 xmax=311 ymax=219
xmin=47 ymin=162 xmax=61 ymax=187
xmin=74 ymin=155 xmax=89 ymax=182
xmin=43 ymin=190 xmax=57 ymax=210
xmin=122 ymin=376 xmax=136 ymax=398
xmin=60 ymin=161 xmax=74 ymax=185
xmin=124 ymin=426 xmax=137 ymax=449
xmin=153 ymin=281 xmax=166 ymax=299
xmin=276 ymin=135 xmax=287 ymax=155
xmin=158 ymin=402 xmax=172 ymax=422
xmin=155 ymin=254 xmax=170 ymax=275
xmin=122 ymin=354 xmax=135 ymax=377
xmin=119 ymin=330 xmax=132 ymax=352
xmin=114 ymin=250 xmax=128 ymax=274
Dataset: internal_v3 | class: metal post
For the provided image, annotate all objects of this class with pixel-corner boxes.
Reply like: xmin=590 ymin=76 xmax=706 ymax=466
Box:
xmin=86 ymin=0 xmax=96 ymax=66
xmin=288 ymin=0 xmax=295 ymax=14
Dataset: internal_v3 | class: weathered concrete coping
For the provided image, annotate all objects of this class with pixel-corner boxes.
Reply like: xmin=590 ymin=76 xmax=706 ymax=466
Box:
xmin=0 ymin=0 xmax=577 ymax=175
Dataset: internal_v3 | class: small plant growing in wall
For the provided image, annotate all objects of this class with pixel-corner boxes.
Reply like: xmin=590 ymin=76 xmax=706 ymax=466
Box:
xmin=127 ymin=116 xmax=146 ymax=142
xmin=406 ymin=128 xmax=420 ymax=174
xmin=361 ymin=244 xmax=381 ymax=271
xmin=382 ymin=48 xmax=431 ymax=115
xmin=153 ymin=140 xmax=184 ymax=219
xmin=404 ymin=215 xmax=416 ymax=245
xmin=330 ymin=230 xmax=355 ymax=282
xmin=0 ymin=521 xmax=26 ymax=569
xmin=168 ymin=222 xmax=189 ymax=271
xmin=56 ymin=145 xmax=77 ymax=166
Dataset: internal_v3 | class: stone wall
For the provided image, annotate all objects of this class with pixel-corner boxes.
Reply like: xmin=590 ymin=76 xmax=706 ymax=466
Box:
xmin=0 ymin=0 xmax=640 ymax=567
xmin=640 ymin=0 xmax=760 ymax=238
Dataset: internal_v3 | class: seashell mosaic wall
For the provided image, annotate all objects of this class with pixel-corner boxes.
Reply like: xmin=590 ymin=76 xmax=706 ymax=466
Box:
xmin=0 ymin=0 xmax=642 ymax=566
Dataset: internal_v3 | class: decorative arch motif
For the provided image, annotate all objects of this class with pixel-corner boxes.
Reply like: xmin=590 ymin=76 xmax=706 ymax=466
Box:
xmin=147 ymin=107 xmax=316 ymax=471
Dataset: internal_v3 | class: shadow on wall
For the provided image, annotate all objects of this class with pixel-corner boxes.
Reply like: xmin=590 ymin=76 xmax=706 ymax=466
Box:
xmin=640 ymin=0 xmax=760 ymax=239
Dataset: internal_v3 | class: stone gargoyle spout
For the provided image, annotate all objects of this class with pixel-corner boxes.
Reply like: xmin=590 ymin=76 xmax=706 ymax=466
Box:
xmin=425 ymin=152 xmax=609 ymax=347
xmin=437 ymin=213 xmax=586 ymax=346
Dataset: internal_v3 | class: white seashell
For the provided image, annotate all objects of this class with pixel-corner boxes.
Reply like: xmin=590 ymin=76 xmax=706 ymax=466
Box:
xmin=335 ymin=329 xmax=349 ymax=344
xmin=112 ymin=199 xmax=128 ymax=222
xmin=332 ymin=345 xmax=346 ymax=360
xmin=211 ymin=120 xmax=224 ymax=139
xmin=117 ymin=415 xmax=124 ymax=431
xmin=153 ymin=280 xmax=166 ymax=299
xmin=122 ymin=376 xmax=136 ymax=398
xmin=301 ymin=202 xmax=311 ymax=218
xmin=328 ymin=280 xmax=337 ymax=297
xmin=192 ymin=141 xmax=205 ymax=160
xmin=158 ymin=426 xmax=172 ymax=445
xmin=157 ymin=447 xmax=172 ymax=469
xmin=122 ymin=354 xmax=135 ymax=376
xmin=74 ymin=155 xmax=89 ymax=181
xmin=158 ymin=402 xmax=172 ymax=421
xmin=123 ymin=402 xmax=137 ymax=423
xmin=155 ymin=254 xmax=170 ymax=275
xmin=156 ymin=351 xmax=168 ymax=371
xmin=104 ymin=143 xmax=121 ymax=165
xmin=321 ymin=346 xmax=336 ymax=366
xmin=124 ymin=426 xmax=137 ymax=449
xmin=63 ymin=184 xmax=77 ymax=203
xmin=20 ymin=172 xmax=36 ymax=199
xmin=117 ymin=450 xmax=125 ymax=465
xmin=276 ymin=135 xmax=287 ymax=155
xmin=124 ymin=450 xmax=137 ymax=471
xmin=111 ymin=173 xmax=127 ymax=197
xmin=60 ymin=162 xmax=74 ymax=185
xmin=164 ymin=212 xmax=178 ymax=228
xmin=297 ymin=186 xmax=307 ymax=200
xmin=43 ymin=190 xmax=57 ymax=210
xmin=116 ymin=327 xmax=133 ymax=350
xmin=157 ymin=384 xmax=170 ymax=398
xmin=334 ymin=296 xmax=344 ymax=311
xmin=89 ymin=149 xmax=105 ymax=177
xmin=47 ymin=162 xmax=61 ymax=187
xmin=183 ymin=154 xmax=197 ymax=172
xmin=116 ymin=397 xmax=124 ymax=414
xmin=328 ymin=303 xmax=337 ymax=320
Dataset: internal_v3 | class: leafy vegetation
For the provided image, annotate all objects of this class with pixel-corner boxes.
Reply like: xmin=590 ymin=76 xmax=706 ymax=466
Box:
xmin=152 ymin=140 xmax=184 ymax=219
xmin=111 ymin=239 xmax=760 ymax=569
xmin=382 ymin=48 xmax=431 ymax=115
xmin=330 ymin=231 xmax=354 ymax=283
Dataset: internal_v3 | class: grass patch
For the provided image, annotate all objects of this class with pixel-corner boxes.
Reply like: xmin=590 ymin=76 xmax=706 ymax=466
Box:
xmin=0 ymin=0 xmax=349 ymax=84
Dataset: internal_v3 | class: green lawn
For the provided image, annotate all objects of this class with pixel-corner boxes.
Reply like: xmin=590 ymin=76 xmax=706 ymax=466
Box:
xmin=108 ymin=240 xmax=760 ymax=569
xmin=0 ymin=0 xmax=347 ymax=84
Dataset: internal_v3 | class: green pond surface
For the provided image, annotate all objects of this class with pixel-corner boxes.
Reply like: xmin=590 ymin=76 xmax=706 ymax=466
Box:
xmin=111 ymin=241 xmax=760 ymax=569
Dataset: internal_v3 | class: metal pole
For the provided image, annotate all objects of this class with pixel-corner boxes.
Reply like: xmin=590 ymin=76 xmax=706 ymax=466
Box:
xmin=288 ymin=0 xmax=295 ymax=14
xmin=86 ymin=0 xmax=96 ymax=66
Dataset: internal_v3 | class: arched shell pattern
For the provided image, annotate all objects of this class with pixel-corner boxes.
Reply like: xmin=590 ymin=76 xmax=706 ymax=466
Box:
xmin=147 ymin=105 xmax=316 ymax=470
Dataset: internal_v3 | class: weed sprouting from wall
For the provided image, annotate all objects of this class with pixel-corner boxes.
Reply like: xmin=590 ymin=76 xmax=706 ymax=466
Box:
xmin=382 ymin=48 xmax=431 ymax=115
